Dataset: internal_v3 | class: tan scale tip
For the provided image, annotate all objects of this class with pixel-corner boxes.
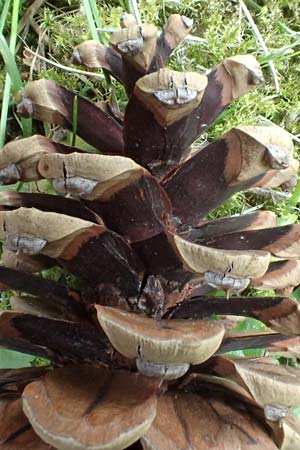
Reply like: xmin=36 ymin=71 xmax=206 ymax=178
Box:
xmin=173 ymin=234 xmax=271 ymax=279
xmin=96 ymin=305 xmax=225 ymax=366
xmin=22 ymin=366 xmax=158 ymax=450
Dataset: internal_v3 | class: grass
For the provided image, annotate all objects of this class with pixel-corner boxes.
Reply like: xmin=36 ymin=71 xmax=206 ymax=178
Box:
xmin=15 ymin=0 xmax=299 ymax=143
xmin=0 ymin=0 xmax=11 ymax=33
xmin=0 ymin=0 xmax=299 ymax=368
xmin=0 ymin=0 xmax=31 ymax=147
xmin=82 ymin=0 xmax=103 ymax=43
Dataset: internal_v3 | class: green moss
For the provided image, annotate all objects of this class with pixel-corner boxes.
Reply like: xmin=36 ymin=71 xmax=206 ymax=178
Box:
xmin=1 ymin=0 xmax=298 ymax=133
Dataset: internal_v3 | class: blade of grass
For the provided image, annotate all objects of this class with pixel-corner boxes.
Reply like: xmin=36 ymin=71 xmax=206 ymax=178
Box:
xmin=0 ymin=349 xmax=35 ymax=368
xmin=246 ymin=0 xmax=300 ymax=37
xmin=82 ymin=0 xmax=115 ymax=102
xmin=128 ymin=0 xmax=142 ymax=26
xmin=0 ymin=0 xmax=32 ymax=146
xmin=81 ymin=0 xmax=111 ymax=83
xmin=240 ymin=0 xmax=280 ymax=93
xmin=264 ymin=50 xmax=300 ymax=65
xmin=82 ymin=0 xmax=100 ymax=42
xmin=89 ymin=0 xmax=102 ymax=29
xmin=8 ymin=0 xmax=18 ymax=51
xmin=245 ymin=0 xmax=261 ymax=13
xmin=120 ymin=0 xmax=130 ymax=12
xmin=0 ymin=0 xmax=13 ymax=148
xmin=0 ymin=33 xmax=22 ymax=94
xmin=0 ymin=0 xmax=11 ymax=33
xmin=288 ymin=178 xmax=300 ymax=208
xmin=260 ymin=41 xmax=300 ymax=64
xmin=278 ymin=22 xmax=300 ymax=37
xmin=0 ymin=77 xmax=12 ymax=148
xmin=88 ymin=0 xmax=109 ymax=45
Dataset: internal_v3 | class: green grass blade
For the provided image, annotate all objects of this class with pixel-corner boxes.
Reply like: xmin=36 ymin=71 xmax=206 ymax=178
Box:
xmin=245 ymin=0 xmax=261 ymax=12
xmin=9 ymin=0 xmax=19 ymax=50
xmin=0 ymin=0 xmax=32 ymax=146
xmin=288 ymin=178 xmax=300 ymax=208
xmin=278 ymin=22 xmax=300 ymax=37
xmin=90 ymin=0 xmax=109 ymax=45
xmin=7 ymin=0 xmax=32 ymax=138
xmin=89 ymin=0 xmax=101 ymax=28
xmin=119 ymin=0 xmax=129 ymax=12
xmin=0 ymin=348 xmax=34 ymax=369
xmin=0 ymin=6 xmax=22 ymax=147
xmin=0 ymin=76 xmax=12 ymax=148
xmin=246 ymin=0 xmax=300 ymax=39
xmin=128 ymin=0 xmax=142 ymax=25
xmin=82 ymin=0 xmax=112 ymax=86
xmin=18 ymin=118 xmax=32 ymax=139
xmin=0 ymin=33 xmax=22 ymax=94
xmin=82 ymin=0 xmax=99 ymax=42
xmin=82 ymin=0 xmax=109 ymax=45
xmin=0 ymin=0 xmax=11 ymax=33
